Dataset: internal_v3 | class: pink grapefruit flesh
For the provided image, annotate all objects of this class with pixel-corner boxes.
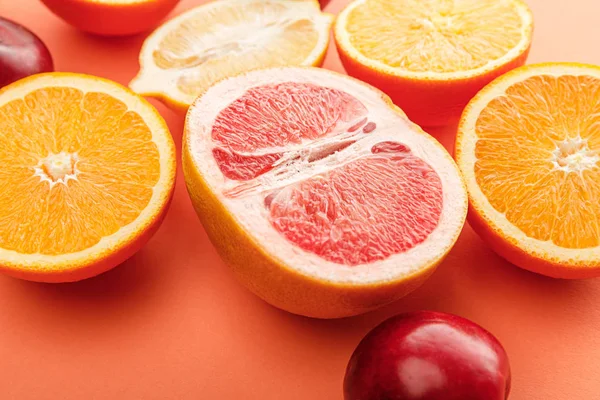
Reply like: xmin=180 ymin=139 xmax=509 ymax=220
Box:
xmin=208 ymin=82 xmax=444 ymax=265
xmin=268 ymin=151 xmax=444 ymax=265
xmin=211 ymin=82 xmax=367 ymax=181
xmin=183 ymin=67 xmax=467 ymax=318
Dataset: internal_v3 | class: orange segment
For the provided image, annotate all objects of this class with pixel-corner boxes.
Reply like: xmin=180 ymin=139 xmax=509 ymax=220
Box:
xmin=130 ymin=0 xmax=333 ymax=112
xmin=456 ymin=63 xmax=600 ymax=278
xmin=334 ymin=0 xmax=533 ymax=126
xmin=0 ymin=73 xmax=176 ymax=283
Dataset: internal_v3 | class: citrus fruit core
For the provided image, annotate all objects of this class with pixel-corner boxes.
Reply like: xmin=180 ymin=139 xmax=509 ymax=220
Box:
xmin=551 ymin=137 xmax=598 ymax=172
xmin=204 ymin=82 xmax=444 ymax=265
xmin=35 ymin=151 xmax=79 ymax=186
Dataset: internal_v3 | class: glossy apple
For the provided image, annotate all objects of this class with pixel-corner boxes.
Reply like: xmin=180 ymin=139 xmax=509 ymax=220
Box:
xmin=0 ymin=17 xmax=54 ymax=88
xmin=344 ymin=311 xmax=511 ymax=400
xmin=319 ymin=0 xmax=331 ymax=9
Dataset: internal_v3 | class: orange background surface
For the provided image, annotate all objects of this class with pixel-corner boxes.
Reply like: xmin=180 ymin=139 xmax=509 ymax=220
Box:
xmin=1 ymin=0 xmax=600 ymax=399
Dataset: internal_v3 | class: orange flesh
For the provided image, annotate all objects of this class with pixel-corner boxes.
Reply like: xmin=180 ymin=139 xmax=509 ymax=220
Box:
xmin=474 ymin=74 xmax=600 ymax=249
xmin=0 ymin=87 xmax=160 ymax=255
xmin=153 ymin=2 xmax=321 ymax=96
xmin=345 ymin=0 xmax=524 ymax=73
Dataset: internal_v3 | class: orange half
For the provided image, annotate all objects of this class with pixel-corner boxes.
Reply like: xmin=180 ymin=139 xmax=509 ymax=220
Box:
xmin=0 ymin=73 xmax=176 ymax=282
xmin=456 ymin=63 xmax=600 ymax=279
xmin=334 ymin=0 xmax=533 ymax=126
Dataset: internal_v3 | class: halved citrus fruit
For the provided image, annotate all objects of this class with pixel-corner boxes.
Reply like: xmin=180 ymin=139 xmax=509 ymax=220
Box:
xmin=456 ymin=63 xmax=600 ymax=279
xmin=0 ymin=73 xmax=176 ymax=282
xmin=40 ymin=0 xmax=180 ymax=36
xmin=334 ymin=0 xmax=534 ymax=127
xmin=183 ymin=67 xmax=467 ymax=318
xmin=129 ymin=0 xmax=334 ymax=113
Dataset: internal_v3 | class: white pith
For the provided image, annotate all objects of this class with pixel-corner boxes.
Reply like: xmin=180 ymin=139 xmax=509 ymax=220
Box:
xmin=186 ymin=67 xmax=467 ymax=284
xmin=334 ymin=0 xmax=533 ymax=80
xmin=130 ymin=0 xmax=333 ymax=106
xmin=0 ymin=74 xmax=175 ymax=271
xmin=457 ymin=63 xmax=600 ymax=264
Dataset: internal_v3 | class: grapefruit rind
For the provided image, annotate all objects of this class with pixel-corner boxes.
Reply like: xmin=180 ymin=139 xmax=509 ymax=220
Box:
xmin=130 ymin=0 xmax=334 ymax=113
xmin=183 ymin=67 xmax=467 ymax=317
xmin=456 ymin=63 xmax=600 ymax=278
xmin=0 ymin=73 xmax=176 ymax=282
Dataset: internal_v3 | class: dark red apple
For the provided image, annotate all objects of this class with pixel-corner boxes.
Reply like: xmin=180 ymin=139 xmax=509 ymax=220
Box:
xmin=344 ymin=311 xmax=511 ymax=400
xmin=0 ymin=17 xmax=54 ymax=88
xmin=319 ymin=0 xmax=331 ymax=9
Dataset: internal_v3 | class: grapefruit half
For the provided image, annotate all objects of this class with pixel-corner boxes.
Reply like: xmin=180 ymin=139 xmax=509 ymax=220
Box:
xmin=183 ymin=67 xmax=467 ymax=318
